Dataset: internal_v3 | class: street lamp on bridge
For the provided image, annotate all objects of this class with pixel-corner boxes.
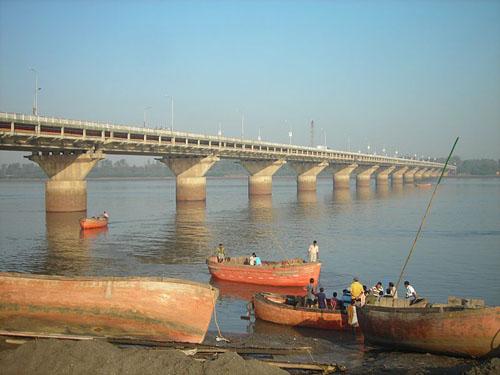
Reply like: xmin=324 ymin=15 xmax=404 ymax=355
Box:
xmin=29 ymin=68 xmax=41 ymax=116
xmin=143 ymin=106 xmax=152 ymax=128
xmin=165 ymin=95 xmax=174 ymax=131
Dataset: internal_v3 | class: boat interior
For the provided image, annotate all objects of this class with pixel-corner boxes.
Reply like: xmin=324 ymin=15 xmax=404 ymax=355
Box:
xmin=366 ymin=295 xmax=486 ymax=310
xmin=208 ymin=256 xmax=306 ymax=267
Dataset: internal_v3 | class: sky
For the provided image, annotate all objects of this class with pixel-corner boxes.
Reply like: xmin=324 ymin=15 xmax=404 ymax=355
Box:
xmin=1 ymin=0 xmax=499 ymax=165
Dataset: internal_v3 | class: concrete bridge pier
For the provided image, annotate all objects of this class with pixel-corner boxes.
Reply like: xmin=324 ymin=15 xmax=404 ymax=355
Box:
xmin=414 ymin=168 xmax=428 ymax=182
xmin=290 ymin=161 xmax=328 ymax=192
xmin=333 ymin=164 xmax=358 ymax=189
xmin=422 ymin=169 xmax=432 ymax=179
xmin=27 ymin=151 xmax=104 ymax=212
xmin=376 ymin=166 xmax=396 ymax=186
xmin=356 ymin=166 xmax=379 ymax=188
xmin=240 ymin=159 xmax=286 ymax=196
xmin=160 ymin=155 xmax=219 ymax=201
xmin=430 ymin=168 xmax=441 ymax=178
xmin=392 ymin=167 xmax=408 ymax=185
xmin=404 ymin=168 xmax=419 ymax=184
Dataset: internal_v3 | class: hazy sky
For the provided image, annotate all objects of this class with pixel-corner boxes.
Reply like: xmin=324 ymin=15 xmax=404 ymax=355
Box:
xmin=1 ymin=0 xmax=499 ymax=165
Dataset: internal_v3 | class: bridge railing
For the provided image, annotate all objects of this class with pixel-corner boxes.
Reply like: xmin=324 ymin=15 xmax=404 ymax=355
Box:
xmin=0 ymin=111 xmax=452 ymax=169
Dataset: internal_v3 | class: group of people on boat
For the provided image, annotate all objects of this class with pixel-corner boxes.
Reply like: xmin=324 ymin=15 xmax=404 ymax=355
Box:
xmin=214 ymin=244 xmax=263 ymax=266
xmin=301 ymin=277 xmax=419 ymax=311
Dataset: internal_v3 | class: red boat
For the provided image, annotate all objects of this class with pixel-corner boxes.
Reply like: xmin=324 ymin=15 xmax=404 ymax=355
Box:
xmin=357 ymin=297 xmax=500 ymax=358
xmin=79 ymin=216 xmax=108 ymax=230
xmin=210 ymin=278 xmax=306 ymax=301
xmin=253 ymin=292 xmax=349 ymax=330
xmin=207 ymin=256 xmax=321 ymax=287
xmin=0 ymin=273 xmax=219 ymax=344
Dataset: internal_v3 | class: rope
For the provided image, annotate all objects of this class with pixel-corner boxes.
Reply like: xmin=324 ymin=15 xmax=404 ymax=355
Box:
xmin=212 ymin=292 xmax=230 ymax=343
xmin=395 ymin=137 xmax=459 ymax=292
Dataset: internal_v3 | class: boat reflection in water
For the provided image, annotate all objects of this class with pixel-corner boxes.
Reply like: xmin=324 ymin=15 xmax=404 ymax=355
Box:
xmin=79 ymin=226 xmax=109 ymax=240
xmin=210 ymin=278 xmax=306 ymax=301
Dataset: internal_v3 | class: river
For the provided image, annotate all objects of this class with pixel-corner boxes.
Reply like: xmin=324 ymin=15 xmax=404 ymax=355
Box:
xmin=0 ymin=177 xmax=499 ymax=337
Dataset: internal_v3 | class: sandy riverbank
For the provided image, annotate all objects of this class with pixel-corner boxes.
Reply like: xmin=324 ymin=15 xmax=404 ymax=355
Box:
xmin=1 ymin=332 xmax=498 ymax=374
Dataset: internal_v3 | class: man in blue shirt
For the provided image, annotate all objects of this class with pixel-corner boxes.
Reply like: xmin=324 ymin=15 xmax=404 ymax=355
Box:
xmin=254 ymin=254 xmax=262 ymax=266
xmin=316 ymin=287 xmax=327 ymax=309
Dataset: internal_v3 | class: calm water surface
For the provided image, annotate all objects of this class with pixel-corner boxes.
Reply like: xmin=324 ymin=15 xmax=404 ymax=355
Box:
xmin=0 ymin=177 xmax=499 ymax=335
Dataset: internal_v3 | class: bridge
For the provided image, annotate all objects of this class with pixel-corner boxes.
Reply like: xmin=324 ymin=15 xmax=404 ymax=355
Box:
xmin=0 ymin=112 xmax=453 ymax=212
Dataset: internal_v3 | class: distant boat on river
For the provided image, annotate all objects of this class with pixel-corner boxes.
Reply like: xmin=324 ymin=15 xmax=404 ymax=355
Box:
xmin=207 ymin=256 xmax=321 ymax=287
xmin=357 ymin=297 xmax=500 ymax=358
xmin=79 ymin=216 xmax=108 ymax=230
xmin=253 ymin=292 xmax=350 ymax=330
xmin=415 ymin=182 xmax=432 ymax=188
xmin=0 ymin=273 xmax=219 ymax=344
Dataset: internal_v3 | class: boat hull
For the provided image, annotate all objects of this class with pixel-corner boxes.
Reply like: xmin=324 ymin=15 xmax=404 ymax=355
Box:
xmin=357 ymin=303 xmax=500 ymax=358
xmin=80 ymin=217 xmax=108 ymax=230
xmin=207 ymin=256 xmax=321 ymax=287
xmin=0 ymin=273 xmax=218 ymax=344
xmin=254 ymin=293 xmax=349 ymax=330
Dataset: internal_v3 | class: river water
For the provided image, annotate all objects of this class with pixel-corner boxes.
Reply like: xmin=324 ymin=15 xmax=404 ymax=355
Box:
xmin=0 ymin=177 xmax=499 ymax=338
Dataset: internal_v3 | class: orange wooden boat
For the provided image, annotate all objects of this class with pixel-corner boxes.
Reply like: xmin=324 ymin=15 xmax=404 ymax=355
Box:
xmin=207 ymin=256 xmax=321 ymax=287
xmin=415 ymin=183 xmax=432 ymax=188
xmin=357 ymin=297 xmax=500 ymax=358
xmin=0 ymin=272 xmax=219 ymax=344
xmin=253 ymin=292 xmax=349 ymax=330
xmin=210 ymin=278 xmax=306 ymax=301
xmin=79 ymin=216 xmax=108 ymax=230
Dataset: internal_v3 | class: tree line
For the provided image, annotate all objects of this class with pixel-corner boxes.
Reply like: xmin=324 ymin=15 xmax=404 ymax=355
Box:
xmin=0 ymin=156 xmax=498 ymax=179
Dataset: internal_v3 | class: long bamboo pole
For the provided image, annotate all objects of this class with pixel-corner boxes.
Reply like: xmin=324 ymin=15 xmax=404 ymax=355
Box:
xmin=395 ymin=137 xmax=459 ymax=292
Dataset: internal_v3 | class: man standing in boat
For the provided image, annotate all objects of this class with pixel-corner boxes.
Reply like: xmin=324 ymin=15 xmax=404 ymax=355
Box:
xmin=308 ymin=240 xmax=319 ymax=262
xmin=102 ymin=211 xmax=109 ymax=219
xmin=404 ymin=281 xmax=417 ymax=303
xmin=215 ymin=243 xmax=225 ymax=263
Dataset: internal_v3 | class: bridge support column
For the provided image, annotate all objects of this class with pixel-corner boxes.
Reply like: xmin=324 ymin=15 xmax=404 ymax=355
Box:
xmin=160 ymin=155 xmax=219 ymax=201
xmin=391 ymin=167 xmax=408 ymax=185
xmin=240 ymin=160 xmax=286 ymax=196
xmin=422 ymin=169 xmax=432 ymax=179
xmin=333 ymin=164 xmax=358 ymax=190
xmin=356 ymin=166 xmax=379 ymax=188
xmin=404 ymin=168 xmax=419 ymax=184
xmin=27 ymin=151 xmax=104 ymax=212
xmin=376 ymin=166 xmax=396 ymax=186
xmin=414 ymin=168 xmax=427 ymax=182
xmin=289 ymin=161 xmax=328 ymax=192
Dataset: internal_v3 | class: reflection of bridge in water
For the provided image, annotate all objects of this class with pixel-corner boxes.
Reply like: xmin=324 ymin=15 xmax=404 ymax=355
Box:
xmin=0 ymin=112 xmax=452 ymax=212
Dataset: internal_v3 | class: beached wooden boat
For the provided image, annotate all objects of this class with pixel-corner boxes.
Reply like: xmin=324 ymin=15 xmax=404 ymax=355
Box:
xmin=415 ymin=183 xmax=432 ymax=188
xmin=357 ymin=297 xmax=500 ymax=358
xmin=79 ymin=216 xmax=108 ymax=230
xmin=253 ymin=292 xmax=349 ymax=330
xmin=207 ymin=256 xmax=321 ymax=287
xmin=0 ymin=273 xmax=219 ymax=344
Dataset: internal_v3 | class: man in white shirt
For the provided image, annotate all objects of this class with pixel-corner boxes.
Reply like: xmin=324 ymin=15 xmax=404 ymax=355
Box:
xmin=308 ymin=240 xmax=319 ymax=262
xmin=404 ymin=280 xmax=417 ymax=302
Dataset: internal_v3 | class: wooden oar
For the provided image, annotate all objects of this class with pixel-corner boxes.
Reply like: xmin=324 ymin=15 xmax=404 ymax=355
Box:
xmin=394 ymin=137 xmax=459 ymax=292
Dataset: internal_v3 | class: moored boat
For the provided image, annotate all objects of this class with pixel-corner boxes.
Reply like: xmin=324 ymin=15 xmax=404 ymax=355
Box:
xmin=79 ymin=216 xmax=108 ymax=230
xmin=0 ymin=272 xmax=219 ymax=344
xmin=253 ymin=292 xmax=349 ymax=330
xmin=207 ymin=256 xmax=321 ymax=287
xmin=415 ymin=182 xmax=432 ymax=188
xmin=357 ymin=297 xmax=500 ymax=358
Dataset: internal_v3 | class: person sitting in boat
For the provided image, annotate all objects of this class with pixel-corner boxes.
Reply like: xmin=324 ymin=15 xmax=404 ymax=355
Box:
xmin=328 ymin=292 xmax=341 ymax=310
xmin=307 ymin=240 xmax=319 ymax=263
xmin=215 ymin=243 xmax=225 ymax=263
xmin=249 ymin=253 xmax=257 ymax=266
xmin=341 ymin=289 xmax=351 ymax=310
xmin=387 ymin=281 xmax=398 ymax=298
xmin=404 ymin=281 xmax=417 ymax=303
xmin=306 ymin=278 xmax=317 ymax=307
xmin=315 ymin=287 xmax=327 ymax=309
xmin=370 ymin=281 xmax=384 ymax=296
xmin=254 ymin=254 xmax=262 ymax=266
xmin=102 ymin=211 xmax=109 ymax=219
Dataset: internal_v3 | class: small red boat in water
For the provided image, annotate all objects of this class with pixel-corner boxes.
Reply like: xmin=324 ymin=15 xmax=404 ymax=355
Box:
xmin=253 ymin=292 xmax=350 ymax=330
xmin=357 ymin=297 xmax=500 ymax=358
xmin=207 ymin=256 xmax=321 ymax=287
xmin=0 ymin=273 xmax=219 ymax=344
xmin=79 ymin=216 xmax=108 ymax=230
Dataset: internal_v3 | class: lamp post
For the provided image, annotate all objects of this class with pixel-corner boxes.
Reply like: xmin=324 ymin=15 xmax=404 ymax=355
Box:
xmin=29 ymin=68 xmax=41 ymax=116
xmin=143 ymin=106 xmax=152 ymax=128
xmin=240 ymin=111 xmax=244 ymax=140
xmin=165 ymin=95 xmax=174 ymax=131
xmin=218 ymin=122 xmax=222 ymax=137
xmin=258 ymin=127 xmax=262 ymax=141
xmin=395 ymin=150 xmax=399 ymax=158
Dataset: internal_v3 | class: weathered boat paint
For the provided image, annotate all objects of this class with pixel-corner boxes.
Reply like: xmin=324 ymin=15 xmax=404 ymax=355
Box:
xmin=207 ymin=256 xmax=321 ymax=287
xmin=357 ymin=300 xmax=500 ymax=358
xmin=253 ymin=292 xmax=350 ymax=330
xmin=0 ymin=273 xmax=218 ymax=344
xmin=79 ymin=217 xmax=108 ymax=230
